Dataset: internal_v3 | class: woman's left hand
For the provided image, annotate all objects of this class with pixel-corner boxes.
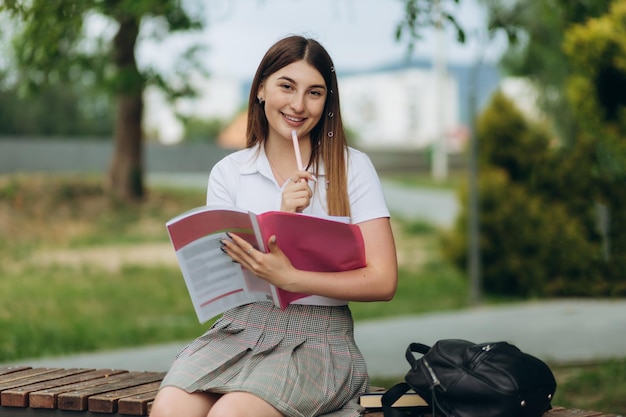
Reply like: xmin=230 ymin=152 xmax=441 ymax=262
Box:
xmin=221 ymin=232 xmax=297 ymax=290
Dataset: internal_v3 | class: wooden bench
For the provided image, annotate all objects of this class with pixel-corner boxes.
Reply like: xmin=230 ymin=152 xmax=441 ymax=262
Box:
xmin=0 ymin=365 xmax=163 ymax=416
xmin=0 ymin=365 xmax=618 ymax=417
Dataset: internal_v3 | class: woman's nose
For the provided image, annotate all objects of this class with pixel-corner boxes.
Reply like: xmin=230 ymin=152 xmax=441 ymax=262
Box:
xmin=290 ymin=93 xmax=305 ymax=112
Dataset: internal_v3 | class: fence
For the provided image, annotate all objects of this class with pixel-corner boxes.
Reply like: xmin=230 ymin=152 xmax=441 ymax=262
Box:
xmin=0 ymin=137 xmax=466 ymax=175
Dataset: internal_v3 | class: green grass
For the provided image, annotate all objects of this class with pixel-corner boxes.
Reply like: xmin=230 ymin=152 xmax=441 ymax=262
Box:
xmin=0 ymin=264 xmax=207 ymax=360
xmin=0 ymin=174 xmax=207 ymax=360
xmin=1 ymin=174 xmax=624 ymax=414
xmin=551 ymin=360 xmax=626 ymax=414
xmin=383 ymin=171 xmax=465 ymax=191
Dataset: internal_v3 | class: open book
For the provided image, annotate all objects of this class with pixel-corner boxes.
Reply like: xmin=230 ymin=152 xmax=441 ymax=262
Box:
xmin=166 ymin=206 xmax=366 ymax=323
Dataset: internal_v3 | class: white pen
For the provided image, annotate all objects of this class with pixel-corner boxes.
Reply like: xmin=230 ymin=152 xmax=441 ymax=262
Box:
xmin=291 ymin=130 xmax=304 ymax=171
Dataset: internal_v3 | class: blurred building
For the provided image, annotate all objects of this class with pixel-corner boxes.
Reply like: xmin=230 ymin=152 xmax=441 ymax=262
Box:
xmin=217 ymin=111 xmax=247 ymax=149
xmin=339 ymin=67 xmax=460 ymax=150
xmin=338 ymin=59 xmax=501 ymax=152
xmin=500 ymin=77 xmax=544 ymax=123
xmin=143 ymin=61 xmax=500 ymax=151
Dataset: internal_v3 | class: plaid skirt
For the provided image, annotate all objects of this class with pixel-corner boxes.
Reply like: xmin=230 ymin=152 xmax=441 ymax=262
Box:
xmin=159 ymin=302 xmax=369 ymax=417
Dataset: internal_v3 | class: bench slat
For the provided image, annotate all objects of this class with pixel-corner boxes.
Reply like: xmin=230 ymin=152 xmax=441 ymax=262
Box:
xmin=363 ymin=407 xmax=613 ymax=417
xmin=88 ymin=381 xmax=162 ymax=414
xmin=547 ymin=409 xmax=611 ymax=417
xmin=546 ymin=409 xmax=605 ymax=417
xmin=118 ymin=390 xmax=158 ymax=416
xmin=58 ymin=372 xmax=165 ymax=411
xmin=0 ymin=368 xmax=63 ymax=390
xmin=1 ymin=368 xmax=94 ymax=407
xmin=29 ymin=369 xmax=129 ymax=409
xmin=0 ymin=367 xmax=33 ymax=377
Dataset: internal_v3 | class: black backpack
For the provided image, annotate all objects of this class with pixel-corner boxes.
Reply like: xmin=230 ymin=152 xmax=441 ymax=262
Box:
xmin=381 ymin=339 xmax=557 ymax=417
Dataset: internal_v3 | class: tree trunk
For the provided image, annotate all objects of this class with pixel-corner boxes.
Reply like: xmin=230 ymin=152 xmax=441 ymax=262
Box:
xmin=106 ymin=14 xmax=144 ymax=201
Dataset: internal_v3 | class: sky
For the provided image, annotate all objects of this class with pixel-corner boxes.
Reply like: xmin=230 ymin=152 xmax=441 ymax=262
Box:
xmin=138 ymin=0 xmax=507 ymax=81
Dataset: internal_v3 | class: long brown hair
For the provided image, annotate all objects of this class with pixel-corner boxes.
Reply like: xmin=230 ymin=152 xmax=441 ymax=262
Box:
xmin=246 ymin=36 xmax=350 ymax=217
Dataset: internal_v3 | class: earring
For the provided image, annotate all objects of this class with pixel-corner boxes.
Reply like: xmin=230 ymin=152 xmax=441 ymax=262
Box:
xmin=257 ymin=97 xmax=264 ymax=104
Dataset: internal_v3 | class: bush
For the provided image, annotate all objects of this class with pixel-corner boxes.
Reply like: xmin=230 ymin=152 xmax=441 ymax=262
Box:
xmin=443 ymin=91 xmax=625 ymax=297
xmin=444 ymin=169 xmax=602 ymax=297
xmin=477 ymin=92 xmax=550 ymax=183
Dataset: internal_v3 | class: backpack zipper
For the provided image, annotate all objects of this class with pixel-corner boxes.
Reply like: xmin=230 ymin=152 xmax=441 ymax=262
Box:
xmin=423 ymin=359 xmax=441 ymax=386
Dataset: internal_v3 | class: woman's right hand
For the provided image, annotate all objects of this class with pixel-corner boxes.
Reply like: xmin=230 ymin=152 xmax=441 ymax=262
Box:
xmin=280 ymin=171 xmax=316 ymax=213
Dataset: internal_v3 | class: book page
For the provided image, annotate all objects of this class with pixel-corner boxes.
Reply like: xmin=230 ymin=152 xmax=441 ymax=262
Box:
xmin=175 ymin=232 xmax=271 ymax=323
xmin=167 ymin=207 xmax=273 ymax=323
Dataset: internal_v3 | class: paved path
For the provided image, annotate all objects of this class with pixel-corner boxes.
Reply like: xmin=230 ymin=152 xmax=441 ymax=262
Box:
xmin=380 ymin=179 xmax=459 ymax=227
xmin=357 ymin=299 xmax=626 ymax=377
xmin=4 ymin=299 xmax=626 ymax=378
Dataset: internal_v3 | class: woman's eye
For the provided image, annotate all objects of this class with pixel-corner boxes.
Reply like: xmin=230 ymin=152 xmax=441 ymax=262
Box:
xmin=280 ymin=84 xmax=293 ymax=90
xmin=309 ymin=90 xmax=322 ymax=96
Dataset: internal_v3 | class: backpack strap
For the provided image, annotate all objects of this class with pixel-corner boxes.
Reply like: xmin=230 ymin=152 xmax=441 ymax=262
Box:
xmin=406 ymin=342 xmax=431 ymax=368
xmin=381 ymin=382 xmax=427 ymax=417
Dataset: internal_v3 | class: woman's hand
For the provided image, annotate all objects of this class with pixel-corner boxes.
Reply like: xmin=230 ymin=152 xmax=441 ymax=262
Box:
xmin=220 ymin=232 xmax=297 ymax=290
xmin=221 ymin=217 xmax=398 ymax=302
xmin=280 ymin=171 xmax=316 ymax=213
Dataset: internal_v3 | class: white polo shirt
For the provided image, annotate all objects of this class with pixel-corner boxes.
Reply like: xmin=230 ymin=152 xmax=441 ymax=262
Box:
xmin=205 ymin=144 xmax=390 ymax=306
xmin=206 ymin=144 xmax=389 ymax=222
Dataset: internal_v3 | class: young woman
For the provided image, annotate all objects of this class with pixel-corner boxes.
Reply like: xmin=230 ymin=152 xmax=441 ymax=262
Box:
xmin=151 ymin=35 xmax=398 ymax=417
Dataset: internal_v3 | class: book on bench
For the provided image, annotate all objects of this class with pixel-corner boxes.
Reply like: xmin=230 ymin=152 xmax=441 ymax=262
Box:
xmin=166 ymin=206 xmax=366 ymax=323
xmin=359 ymin=390 xmax=427 ymax=409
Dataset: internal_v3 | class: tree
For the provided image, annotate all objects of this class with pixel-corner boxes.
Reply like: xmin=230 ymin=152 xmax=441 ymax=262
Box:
xmin=395 ymin=0 xmax=466 ymax=52
xmin=562 ymin=0 xmax=626 ymax=293
xmin=0 ymin=0 xmax=203 ymax=201
xmin=442 ymin=1 xmax=626 ymax=297
xmin=482 ymin=0 xmax=614 ymax=145
xmin=443 ymin=91 xmax=599 ymax=297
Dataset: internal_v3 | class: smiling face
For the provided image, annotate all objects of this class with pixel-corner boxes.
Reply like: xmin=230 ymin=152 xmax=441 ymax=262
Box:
xmin=257 ymin=60 xmax=327 ymax=143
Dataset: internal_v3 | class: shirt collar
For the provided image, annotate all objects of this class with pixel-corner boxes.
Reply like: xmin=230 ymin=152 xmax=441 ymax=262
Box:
xmin=238 ymin=143 xmax=327 ymax=177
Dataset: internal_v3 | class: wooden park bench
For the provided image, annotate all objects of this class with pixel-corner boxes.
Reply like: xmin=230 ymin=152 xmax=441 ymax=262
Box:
xmin=0 ymin=365 xmax=619 ymax=417
xmin=0 ymin=365 xmax=162 ymax=416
